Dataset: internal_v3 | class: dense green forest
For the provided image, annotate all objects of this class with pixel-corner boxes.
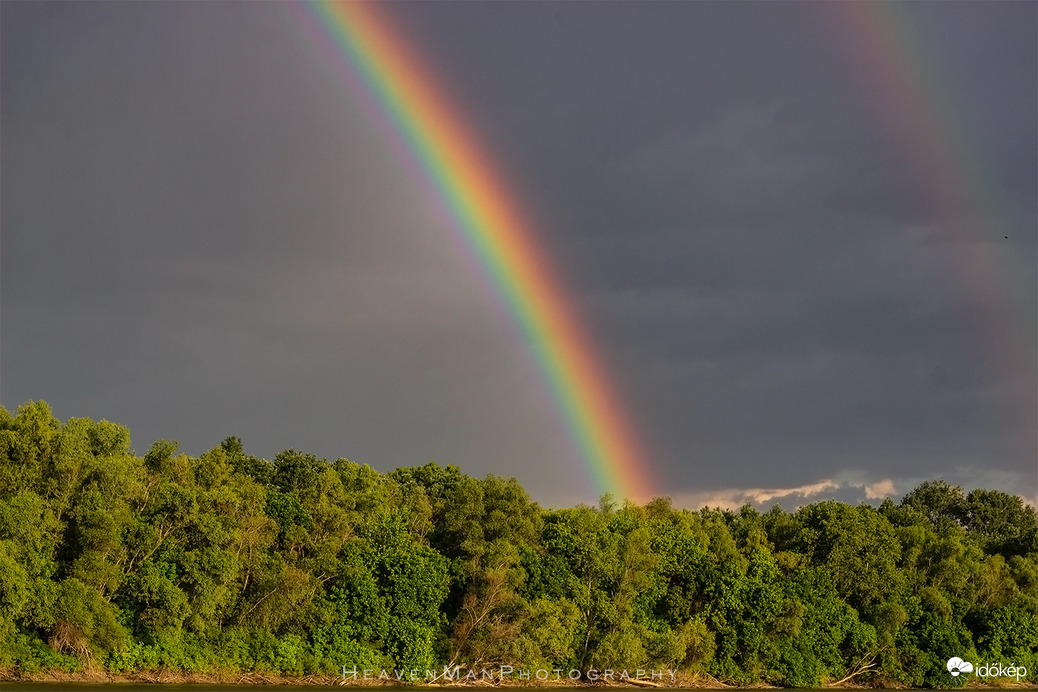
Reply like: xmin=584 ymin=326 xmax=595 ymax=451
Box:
xmin=1 ymin=401 xmax=1036 ymax=687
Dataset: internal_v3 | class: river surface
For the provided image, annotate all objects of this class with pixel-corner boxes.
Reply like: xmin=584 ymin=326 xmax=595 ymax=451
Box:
xmin=0 ymin=686 xmax=470 ymax=692
xmin=0 ymin=682 xmax=590 ymax=690
xmin=0 ymin=686 xmax=903 ymax=692
xmin=1 ymin=686 xmax=370 ymax=692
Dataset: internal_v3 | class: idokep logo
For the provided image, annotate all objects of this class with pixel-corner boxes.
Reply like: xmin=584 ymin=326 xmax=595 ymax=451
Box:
xmin=946 ymin=657 xmax=973 ymax=677
xmin=947 ymin=656 xmax=1028 ymax=682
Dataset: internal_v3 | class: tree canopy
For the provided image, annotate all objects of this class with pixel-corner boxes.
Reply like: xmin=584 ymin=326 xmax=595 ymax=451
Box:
xmin=1 ymin=401 xmax=1035 ymax=687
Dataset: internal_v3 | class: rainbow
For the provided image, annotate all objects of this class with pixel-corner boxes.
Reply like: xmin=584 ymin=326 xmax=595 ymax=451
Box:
xmin=819 ymin=3 xmax=1037 ymax=476
xmin=297 ymin=1 xmax=656 ymax=501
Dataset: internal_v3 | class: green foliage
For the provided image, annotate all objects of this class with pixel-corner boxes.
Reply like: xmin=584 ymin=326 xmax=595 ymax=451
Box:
xmin=902 ymin=480 xmax=969 ymax=529
xmin=1 ymin=401 xmax=1035 ymax=687
xmin=0 ymin=539 xmax=30 ymax=640
xmin=793 ymin=501 xmax=904 ymax=611
xmin=48 ymin=577 xmax=127 ymax=658
xmin=0 ymin=491 xmax=63 ymax=631
xmin=0 ymin=631 xmax=81 ymax=672
xmin=117 ymin=559 xmax=190 ymax=639
xmin=0 ymin=401 xmax=60 ymax=498
xmin=964 ymin=489 xmax=1038 ymax=557
xmin=968 ymin=600 xmax=1038 ymax=675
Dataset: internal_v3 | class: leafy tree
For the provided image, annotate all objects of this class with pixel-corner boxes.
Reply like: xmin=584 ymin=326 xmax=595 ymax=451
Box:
xmin=0 ymin=401 xmax=61 ymax=497
xmin=901 ymin=480 xmax=968 ymax=529
xmin=333 ymin=513 xmax=449 ymax=670
xmin=47 ymin=577 xmax=126 ymax=662
xmin=793 ymin=502 xmax=904 ymax=612
xmin=117 ymin=559 xmax=190 ymax=639
xmin=0 ymin=490 xmax=63 ymax=634
xmin=3 ymin=401 xmax=1036 ymax=687
xmin=962 ymin=488 xmax=1038 ymax=557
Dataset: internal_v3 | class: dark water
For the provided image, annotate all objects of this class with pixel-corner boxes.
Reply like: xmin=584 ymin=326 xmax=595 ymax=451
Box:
xmin=0 ymin=686 xmax=482 ymax=692
xmin=0 ymin=688 xmax=628 ymax=691
xmin=1 ymin=686 xmax=367 ymax=692
xmin=0 ymin=687 xmax=923 ymax=692
xmin=0 ymin=688 xmax=919 ymax=692
xmin=0 ymin=687 xmax=539 ymax=692
xmin=0 ymin=688 xmax=728 ymax=692
xmin=0 ymin=686 xmax=439 ymax=692
xmin=0 ymin=686 xmax=366 ymax=692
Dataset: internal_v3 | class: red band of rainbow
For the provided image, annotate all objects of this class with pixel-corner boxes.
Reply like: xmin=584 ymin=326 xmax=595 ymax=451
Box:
xmin=303 ymin=1 xmax=656 ymax=502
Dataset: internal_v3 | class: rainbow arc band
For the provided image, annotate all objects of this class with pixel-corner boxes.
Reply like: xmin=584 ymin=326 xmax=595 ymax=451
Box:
xmin=304 ymin=1 xmax=656 ymax=502
xmin=820 ymin=1 xmax=1037 ymax=464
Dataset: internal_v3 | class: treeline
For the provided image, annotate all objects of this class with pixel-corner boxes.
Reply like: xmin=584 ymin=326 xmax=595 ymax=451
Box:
xmin=1 ymin=401 xmax=1036 ymax=687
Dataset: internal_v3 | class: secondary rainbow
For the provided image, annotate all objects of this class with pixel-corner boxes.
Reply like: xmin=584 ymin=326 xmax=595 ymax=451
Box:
xmin=820 ymin=3 xmax=1037 ymax=474
xmin=300 ymin=1 xmax=655 ymax=501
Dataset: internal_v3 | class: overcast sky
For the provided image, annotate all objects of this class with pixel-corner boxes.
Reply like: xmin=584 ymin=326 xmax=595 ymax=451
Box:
xmin=3 ymin=1 xmax=1035 ymax=509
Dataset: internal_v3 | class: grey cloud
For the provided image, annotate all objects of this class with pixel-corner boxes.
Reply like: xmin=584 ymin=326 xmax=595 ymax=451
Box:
xmin=3 ymin=1 xmax=1033 ymax=509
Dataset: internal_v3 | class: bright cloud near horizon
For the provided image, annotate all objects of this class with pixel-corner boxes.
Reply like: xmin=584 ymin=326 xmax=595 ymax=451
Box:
xmin=2 ymin=2 xmax=1035 ymax=509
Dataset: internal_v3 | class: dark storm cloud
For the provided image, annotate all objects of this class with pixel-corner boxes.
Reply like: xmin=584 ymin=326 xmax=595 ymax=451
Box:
xmin=3 ymin=1 xmax=1035 ymax=507
xmin=1 ymin=1 xmax=583 ymax=500
xmin=392 ymin=1 xmax=1036 ymax=498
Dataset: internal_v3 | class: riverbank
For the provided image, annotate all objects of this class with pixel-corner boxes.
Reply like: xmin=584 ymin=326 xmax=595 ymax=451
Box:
xmin=2 ymin=667 xmax=1032 ymax=689
xmin=0 ymin=667 xmax=767 ymax=688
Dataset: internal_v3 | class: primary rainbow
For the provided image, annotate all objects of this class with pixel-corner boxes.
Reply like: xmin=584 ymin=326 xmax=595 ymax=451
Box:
xmin=300 ymin=1 xmax=655 ymax=501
